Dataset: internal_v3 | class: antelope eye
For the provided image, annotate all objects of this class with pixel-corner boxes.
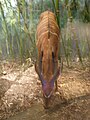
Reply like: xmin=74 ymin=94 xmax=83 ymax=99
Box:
xmin=41 ymin=51 xmax=43 ymax=58
xmin=52 ymin=52 xmax=54 ymax=60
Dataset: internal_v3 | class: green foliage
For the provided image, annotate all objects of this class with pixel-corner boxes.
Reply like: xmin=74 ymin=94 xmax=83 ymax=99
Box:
xmin=0 ymin=0 xmax=89 ymax=66
xmin=81 ymin=0 xmax=90 ymax=22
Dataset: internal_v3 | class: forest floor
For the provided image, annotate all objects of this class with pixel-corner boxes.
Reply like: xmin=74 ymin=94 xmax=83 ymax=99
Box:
xmin=0 ymin=60 xmax=90 ymax=120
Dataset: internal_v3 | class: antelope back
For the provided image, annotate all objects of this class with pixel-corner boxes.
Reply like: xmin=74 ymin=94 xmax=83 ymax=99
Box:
xmin=36 ymin=11 xmax=60 ymax=81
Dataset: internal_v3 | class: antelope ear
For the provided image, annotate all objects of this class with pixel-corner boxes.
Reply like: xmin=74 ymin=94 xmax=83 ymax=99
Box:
xmin=35 ymin=62 xmax=41 ymax=81
xmin=35 ymin=61 xmax=39 ymax=75
xmin=50 ymin=66 xmax=60 ymax=83
xmin=35 ymin=61 xmax=45 ymax=84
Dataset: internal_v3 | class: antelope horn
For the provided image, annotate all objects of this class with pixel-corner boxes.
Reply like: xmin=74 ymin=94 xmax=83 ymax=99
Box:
xmin=50 ymin=65 xmax=60 ymax=85
xmin=35 ymin=51 xmax=44 ymax=83
xmin=52 ymin=52 xmax=55 ymax=73
xmin=52 ymin=51 xmax=59 ymax=76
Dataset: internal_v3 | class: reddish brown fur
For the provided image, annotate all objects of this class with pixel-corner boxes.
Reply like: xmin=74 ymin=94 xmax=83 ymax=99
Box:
xmin=35 ymin=11 xmax=60 ymax=108
xmin=36 ymin=11 xmax=60 ymax=81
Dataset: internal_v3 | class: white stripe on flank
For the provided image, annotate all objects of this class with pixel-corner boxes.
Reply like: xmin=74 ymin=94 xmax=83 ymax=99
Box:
xmin=38 ymin=31 xmax=59 ymax=40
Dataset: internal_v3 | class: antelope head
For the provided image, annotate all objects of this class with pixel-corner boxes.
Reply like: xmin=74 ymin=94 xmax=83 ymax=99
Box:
xmin=35 ymin=52 xmax=60 ymax=99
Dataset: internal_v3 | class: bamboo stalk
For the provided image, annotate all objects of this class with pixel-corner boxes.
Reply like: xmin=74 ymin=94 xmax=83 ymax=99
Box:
xmin=55 ymin=0 xmax=60 ymax=28
xmin=52 ymin=0 xmax=60 ymax=28
xmin=16 ymin=0 xmax=23 ymax=62
xmin=61 ymin=34 xmax=69 ymax=67
xmin=0 ymin=1 xmax=9 ymax=56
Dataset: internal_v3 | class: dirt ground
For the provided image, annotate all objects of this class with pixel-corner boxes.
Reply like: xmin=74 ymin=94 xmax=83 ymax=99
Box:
xmin=0 ymin=61 xmax=90 ymax=120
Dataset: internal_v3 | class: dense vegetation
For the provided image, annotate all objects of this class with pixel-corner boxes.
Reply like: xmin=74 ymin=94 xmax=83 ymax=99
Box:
xmin=0 ymin=0 xmax=90 ymax=65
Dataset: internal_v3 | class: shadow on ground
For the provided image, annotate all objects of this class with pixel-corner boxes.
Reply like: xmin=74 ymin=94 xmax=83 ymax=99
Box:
xmin=5 ymin=94 xmax=90 ymax=120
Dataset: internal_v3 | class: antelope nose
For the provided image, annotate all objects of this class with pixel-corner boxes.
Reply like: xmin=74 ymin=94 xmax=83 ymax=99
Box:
xmin=44 ymin=94 xmax=50 ymax=98
xmin=44 ymin=91 xmax=52 ymax=98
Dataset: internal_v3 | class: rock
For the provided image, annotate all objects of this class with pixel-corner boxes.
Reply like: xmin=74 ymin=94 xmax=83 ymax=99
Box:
xmin=3 ymin=71 xmax=7 ymax=75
